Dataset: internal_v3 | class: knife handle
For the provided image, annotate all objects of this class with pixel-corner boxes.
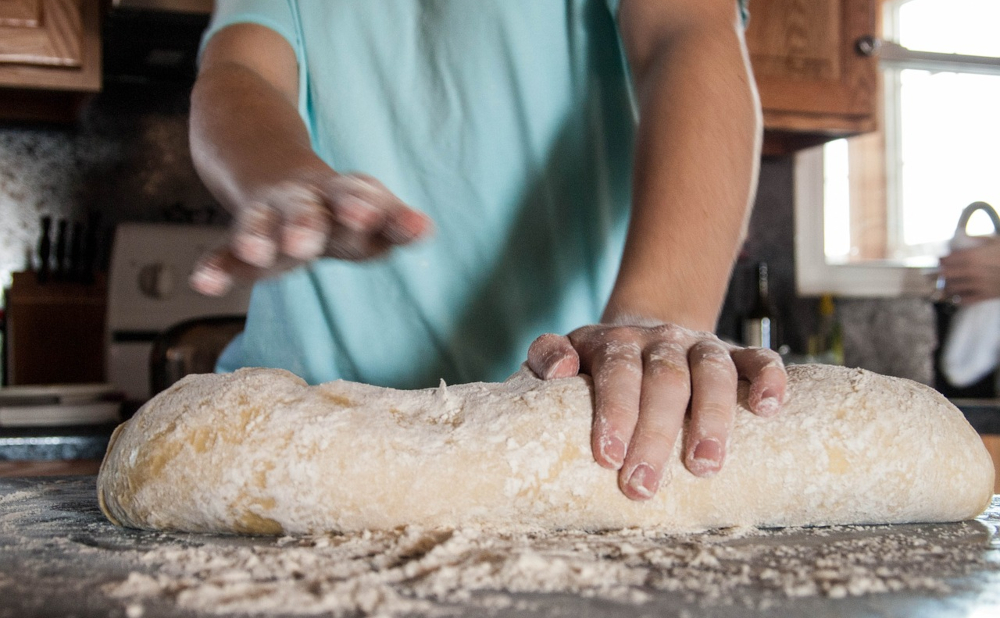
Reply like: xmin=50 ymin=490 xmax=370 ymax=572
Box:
xmin=37 ymin=216 xmax=51 ymax=284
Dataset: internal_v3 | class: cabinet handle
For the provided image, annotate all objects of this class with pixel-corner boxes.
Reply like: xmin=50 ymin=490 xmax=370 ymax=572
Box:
xmin=855 ymin=36 xmax=881 ymax=57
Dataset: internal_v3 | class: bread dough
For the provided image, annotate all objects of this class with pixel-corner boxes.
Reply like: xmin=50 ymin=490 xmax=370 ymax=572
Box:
xmin=97 ymin=364 xmax=994 ymax=535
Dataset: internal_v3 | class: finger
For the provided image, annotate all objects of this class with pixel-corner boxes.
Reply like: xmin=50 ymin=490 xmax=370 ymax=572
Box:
xmin=730 ymin=347 xmax=786 ymax=417
xmin=277 ymin=192 xmax=330 ymax=261
xmin=189 ymin=243 xmax=303 ymax=296
xmin=326 ymin=175 xmax=433 ymax=249
xmin=527 ymin=333 xmax=580 ymax=380
xmin=954 ymin=291 xmax=990 ymax=306
xmin=382 ymin=207 xmax=434 ymax=245
xmin=189 ymin=246 xmax=261 ymax=296
xmin=325 ymin=175 xmax=390 ymax=232
xmin=943 ymin=275 xmax=986 ymax=300
xmin=684 ymin=340 xmax=737 ymax=477
xmin=619 ymin=334 xmax=691 ymax=500
xmin=351 ymin=176 xmax=433 ymax=245
xmin=581 ymin=334 xmax=643 ymax=471
xmin=231 ymin=202 xmax=280 ymax=268
xmin=324 ymin=224 xmax=394 ymax=260
xmin=189 ymin=250 xmax=233 ymax=297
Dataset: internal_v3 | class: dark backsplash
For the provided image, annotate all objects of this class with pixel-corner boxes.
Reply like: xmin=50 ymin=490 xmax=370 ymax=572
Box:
xmin=0 ymin=88 xmax=937 ymax=383
xmin=0 ymin=82 xmax=225 ymax=277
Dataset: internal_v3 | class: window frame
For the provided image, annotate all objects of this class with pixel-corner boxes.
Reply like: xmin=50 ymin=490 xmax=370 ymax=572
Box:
xmin=794 ymin=0 xmax=1000 ymax=297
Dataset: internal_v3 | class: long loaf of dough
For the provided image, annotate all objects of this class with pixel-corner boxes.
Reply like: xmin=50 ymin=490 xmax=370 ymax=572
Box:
xmin=98 ymin=364 xmax=994 ymax=535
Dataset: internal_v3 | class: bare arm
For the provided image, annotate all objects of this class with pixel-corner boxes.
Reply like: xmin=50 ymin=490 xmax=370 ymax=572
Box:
xmin=609 ymin=0 xmax=761 ymax=330
xmin=189 ymin=24 xmax=430 ymax=295
xmin=529 ymin=0 xmax=786 ymax=501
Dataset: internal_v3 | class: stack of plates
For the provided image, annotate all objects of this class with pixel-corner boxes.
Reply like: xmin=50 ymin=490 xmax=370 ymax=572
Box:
xmin=0 ymin=384 xmax=123 ymax=427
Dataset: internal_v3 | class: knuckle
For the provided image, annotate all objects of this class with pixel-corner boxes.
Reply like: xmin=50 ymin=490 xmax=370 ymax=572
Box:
xmin=649 ymin=322 xmax=686 ymax=342
xmin=691 ymin=347 xmax=737 ymax=377
xmin=645 ymin=355 xmax=689 ymax=382
xmin=597 ymin=400 xmax=638 ymax=424
xmin=644 ymin=342 xmax=689 ymax=380
xmin=689 ymin=341 xmax=730 ymax=363
xmin=530 ymin=332 xmax=563 ymax=349
xmin=692 ymin=401 xmax=734 ymax=427
xmin=632 ymin=425 xmax=679 ymax=451
xmin=600 ymin=339 xmax=643 ymax=363
xmin=646 ymin=339 xmax=686 ymax=360
xmin=596 ymin=356 xmax=642 ymax=382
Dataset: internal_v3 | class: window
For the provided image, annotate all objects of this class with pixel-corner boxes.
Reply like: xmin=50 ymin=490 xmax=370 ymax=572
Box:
xmin=796 ymin=0 xmax=1000 ymax=296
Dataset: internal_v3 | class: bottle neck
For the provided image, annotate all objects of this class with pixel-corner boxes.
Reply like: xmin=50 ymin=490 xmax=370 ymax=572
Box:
xmin=756 ymin=263 xmax=769 ymax=306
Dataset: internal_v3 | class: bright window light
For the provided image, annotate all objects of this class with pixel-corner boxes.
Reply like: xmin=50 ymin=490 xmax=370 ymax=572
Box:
xmin=822 ymin=0 xmax=1000 ymax=264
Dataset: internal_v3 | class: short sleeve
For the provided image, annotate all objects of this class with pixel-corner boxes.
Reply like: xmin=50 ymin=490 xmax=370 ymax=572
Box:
xmin=201 ymin=0 xmax=300 ymax=54
xmin=607 ymin=0 xmax=750 ymax=26
xmin=199 ymin=0 xmax=308 ymax=122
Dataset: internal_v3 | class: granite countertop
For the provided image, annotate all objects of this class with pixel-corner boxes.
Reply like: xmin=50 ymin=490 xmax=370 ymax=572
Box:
xmin=0 ymin=423 xmax=117 ymax=461
xmin=952 ymin=400 xmax=1000 ymax=434
xmin=3 ymin=477 xmax=1000 ymax=618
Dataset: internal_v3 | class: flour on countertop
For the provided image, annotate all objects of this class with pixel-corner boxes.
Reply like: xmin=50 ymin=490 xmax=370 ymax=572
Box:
xmin=4 ymin=481 xmax=1000 ymax=618
xmin=105 ymin=519 xmax=1000 ymax=618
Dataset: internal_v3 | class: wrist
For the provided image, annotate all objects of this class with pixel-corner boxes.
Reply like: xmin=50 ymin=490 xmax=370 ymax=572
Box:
xmin=602 ymin=293 xmax=718 ymax=332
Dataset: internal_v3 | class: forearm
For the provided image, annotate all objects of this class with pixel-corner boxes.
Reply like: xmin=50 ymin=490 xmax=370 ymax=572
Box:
xmin=605 ymin=21 xmax=761 ymax=331
xmin=191 ymin=63 xmax=327 ymax=210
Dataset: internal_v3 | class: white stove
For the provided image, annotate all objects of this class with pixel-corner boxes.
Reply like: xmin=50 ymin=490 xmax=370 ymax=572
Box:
xmin=106 ymin=224 xmax=252 ymax=403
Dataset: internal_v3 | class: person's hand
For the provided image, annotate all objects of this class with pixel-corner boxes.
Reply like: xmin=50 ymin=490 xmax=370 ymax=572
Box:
xmin=940 ymin=236 xmax=1000 ymax=305
xmin=189 ymin=170 xmax=432 ymax=296
xmin=527 ymin=322 xmax=787 ymax=501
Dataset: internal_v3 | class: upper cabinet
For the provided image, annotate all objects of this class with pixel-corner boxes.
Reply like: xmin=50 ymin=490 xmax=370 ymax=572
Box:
xmin=0 ymin=0 xmax=101 ymax=122
xmin=745 ymin=0 xmax=879 ymax=155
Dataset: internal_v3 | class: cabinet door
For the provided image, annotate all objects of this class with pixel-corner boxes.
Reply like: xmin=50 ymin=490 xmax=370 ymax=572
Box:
xmin=0 ymin=0 xmax=100 ymax=91
xmin=746 ymin=0 xmax=878 ymax=145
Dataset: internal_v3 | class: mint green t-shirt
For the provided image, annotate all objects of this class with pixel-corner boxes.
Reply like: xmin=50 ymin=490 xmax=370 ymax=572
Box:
xmin=205 ymin=1 xmax=677 ymax=388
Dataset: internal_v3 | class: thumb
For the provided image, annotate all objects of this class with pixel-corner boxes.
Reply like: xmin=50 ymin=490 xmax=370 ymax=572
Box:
xmin=527 ymin=333 xmax=581 ymax=380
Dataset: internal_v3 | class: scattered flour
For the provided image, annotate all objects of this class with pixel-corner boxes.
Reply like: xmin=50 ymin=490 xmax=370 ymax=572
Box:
xmin=104 ymin=521 xmax=1000 ymax=617
xmin=4 ymin=481 xmax=1000 ymax=617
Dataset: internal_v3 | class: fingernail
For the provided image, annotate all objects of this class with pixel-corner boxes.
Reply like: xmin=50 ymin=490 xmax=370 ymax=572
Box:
xmin=189 ymin=267 xmax=232 ymax=297
xmin=235 ymin=233 xmax=277 ymax=267
xmin=599 ymin=435 xmax=627 ymax=468
xmin=284 ymin=225 xmax=326 ymax=259
xmin=689 ymin=439 xmax=723 ymax=476
xmin=756 ymin=388 xmax=780 ymax=417
xmin=626 ymin=463 xmax=658 ymax=499
xmin=543 ymin=353 xmax=578 ymax=380
xmin=694 ymin=439 xmax=722 ymax=462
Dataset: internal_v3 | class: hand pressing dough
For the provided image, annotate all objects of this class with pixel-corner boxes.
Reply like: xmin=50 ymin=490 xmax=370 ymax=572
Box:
xmin=98 ymin=364 xmax=994 ymax=535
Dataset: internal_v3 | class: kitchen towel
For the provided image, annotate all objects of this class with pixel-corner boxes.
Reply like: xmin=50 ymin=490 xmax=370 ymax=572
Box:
xmin=941 ymin=202 xmax=1000 ymax=388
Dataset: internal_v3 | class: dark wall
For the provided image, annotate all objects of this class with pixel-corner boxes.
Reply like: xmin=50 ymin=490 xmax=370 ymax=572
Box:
xmin=720 ymin=158 xmax=937 ymax=384
xmin=0 ymin=82 xmax=226 ymax=281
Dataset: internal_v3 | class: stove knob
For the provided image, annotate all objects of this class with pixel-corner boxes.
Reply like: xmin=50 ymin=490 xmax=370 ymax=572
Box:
xmin=138 ymin=263 xmax=176 ymax=299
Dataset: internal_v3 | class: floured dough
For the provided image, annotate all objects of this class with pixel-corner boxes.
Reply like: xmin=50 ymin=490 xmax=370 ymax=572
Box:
xmin=98 ymin=364 xmax=994 ymax=535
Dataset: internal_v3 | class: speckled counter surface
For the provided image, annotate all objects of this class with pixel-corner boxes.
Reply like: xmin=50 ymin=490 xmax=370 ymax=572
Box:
xmin=3 ymin=477 xmax=1000 ymax=618
xmin=0 ymin=424 xmax=116 ymax=461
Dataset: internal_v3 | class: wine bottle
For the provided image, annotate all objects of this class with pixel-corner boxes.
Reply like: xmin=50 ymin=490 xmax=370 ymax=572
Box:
xmin=816 ymin=294 xmax=844 ymax=364
xmin=742 ymin=262 xmax=777 ymax=349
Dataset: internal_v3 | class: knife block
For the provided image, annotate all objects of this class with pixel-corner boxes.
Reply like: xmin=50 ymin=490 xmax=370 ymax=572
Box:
xmin=4 ymin=271 xmax=107 ymax=385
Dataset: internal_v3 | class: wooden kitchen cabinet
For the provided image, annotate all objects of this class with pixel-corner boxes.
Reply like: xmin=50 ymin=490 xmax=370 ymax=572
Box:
xmin=745 ymin=0 xmax=879 ymax=155
xmin=0 ymin=0 xmax=102 ymax=122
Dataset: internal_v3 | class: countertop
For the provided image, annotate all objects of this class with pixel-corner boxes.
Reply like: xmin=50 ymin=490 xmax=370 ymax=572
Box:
xmin=0 ymin=423 xmax=117 ymax=461
xmin=3 ymin=477 xmax=1000 ymax=617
